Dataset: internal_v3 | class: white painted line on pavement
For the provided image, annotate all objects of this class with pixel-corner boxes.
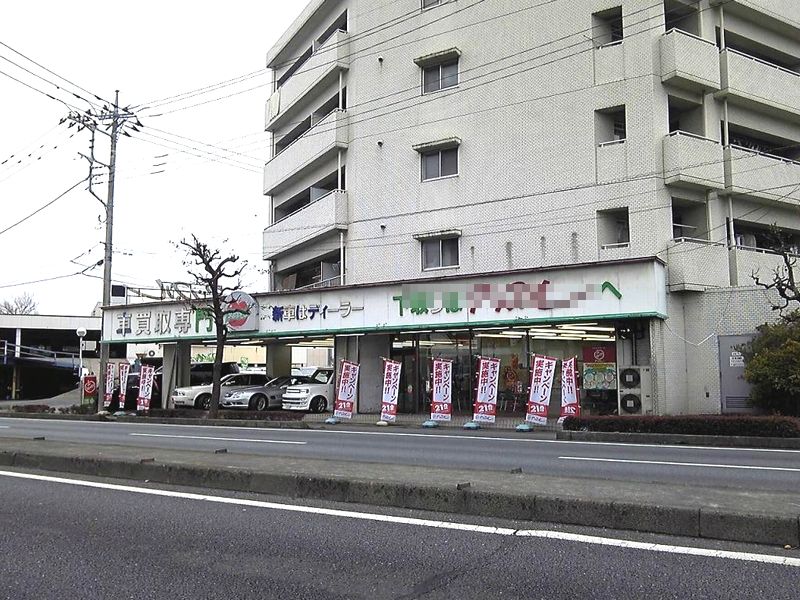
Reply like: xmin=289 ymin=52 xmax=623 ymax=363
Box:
xmin=1 ymin=469 xmax=799 ymax=568
xmin=2 ymin=417 xmax=800 ymax=455
xmin=129 ymin=433 xmax=306 ymax=445
xmin=559 ymin=456 xmax=800 ymax=473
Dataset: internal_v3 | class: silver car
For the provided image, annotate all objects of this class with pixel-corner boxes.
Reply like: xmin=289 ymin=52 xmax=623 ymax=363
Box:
xmin=172 ymin=372 xmax=271 ymax=410
xmin=221 ymin=376 xmax=302 ymax=411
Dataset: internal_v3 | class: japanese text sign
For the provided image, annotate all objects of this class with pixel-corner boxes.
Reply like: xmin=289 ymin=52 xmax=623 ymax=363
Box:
xmin=527 ymin=355 xmax=557 ymax=425
xmin=431 ymin=358 xmax=453 ymax=422
xmin=380 ymin=359 xmax=402 ymax=422
xmin=118 ymin=363 xmax=130 ymax=408
xmin=473 ymin=356 xmax=501 ymax=424
xmin=137 ymin=365 xmax=155 ymax=412
xmin=103 ymin=363 xmax=116 ymax=409
xmin=559 ymin=357 xmax=580 ymax=423
xmin=334 ymin=360 xmax=359 ymax=420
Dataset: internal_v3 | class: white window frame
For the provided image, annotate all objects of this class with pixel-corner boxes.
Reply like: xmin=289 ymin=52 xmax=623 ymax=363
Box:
xmin=421 ymin=0 xmax=442 ymax=10
xmin=421 ymin=237 xmax=460 ymax=271
xmin=420 ymin=146 xmax=459 ymax=181
xmin=421 ymin=59 xmax=459 ymax=94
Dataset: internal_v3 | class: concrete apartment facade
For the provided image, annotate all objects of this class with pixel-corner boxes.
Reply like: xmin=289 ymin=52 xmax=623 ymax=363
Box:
xmin=102 ymin=0 xmax=799 ymax=420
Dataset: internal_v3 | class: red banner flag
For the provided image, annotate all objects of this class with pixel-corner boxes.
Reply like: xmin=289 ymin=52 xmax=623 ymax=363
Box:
xmin=334 ymin=360 xmax=359 ymax=420
xmin=431 ymin=358 xmax=453 ymax=422
xmin=559 ymin=357 xmax=580 ymax=423
xmin=527 ymin=354 xmax=557 ymax=425
xmin=137 ymin=365 xmax=155 ymax=412
xmin=380 ymin=358 xmax=402 ymax=422
xmin=473 ymin=356 xmax=501 ymax=423
xmin=103 ymin=362 xmax=116 ymax=409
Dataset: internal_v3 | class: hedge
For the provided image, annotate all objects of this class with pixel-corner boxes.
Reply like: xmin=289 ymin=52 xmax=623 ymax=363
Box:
xmin=561 ymin=415 xmax=800 ymax=438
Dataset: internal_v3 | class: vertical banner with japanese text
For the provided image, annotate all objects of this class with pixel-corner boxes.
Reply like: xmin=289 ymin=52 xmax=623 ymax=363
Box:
xmin=430 ymin=358 xmax=453 ymax=421
xmin=380 ymin=358 xmax=402 ymax=422
xmin=137 ymin=365 xmax=155 ymax=412
xmin=334 ymin=360 xmax=359 ymax=420
xmin=473 ymin=356 xmax=501 ymax=423
xmin=118 ymin=362 xmax=131 ymax=409
xmin=527 ymin=355 xmax=557 ymax=425
xmin=103 ymin=362 xmax=116 ymax=409
xmin=559 ymin=357 xmax=580 ymax=423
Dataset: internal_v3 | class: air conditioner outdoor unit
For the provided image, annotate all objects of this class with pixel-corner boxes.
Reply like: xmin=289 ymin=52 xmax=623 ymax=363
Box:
xmin=618 ymin=366 xmax=653 ymax=415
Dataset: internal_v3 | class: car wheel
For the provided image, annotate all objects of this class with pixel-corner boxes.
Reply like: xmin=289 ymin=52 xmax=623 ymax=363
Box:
xmin=250 ymin=394 xmax=268 ymax=411
xmin=196 ymin=394 xmax=211 ymax=410
xmin=311 ymin=396 xmax=327 ymax=413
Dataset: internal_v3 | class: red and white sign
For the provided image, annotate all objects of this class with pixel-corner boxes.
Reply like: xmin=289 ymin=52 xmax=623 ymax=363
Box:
xmin=473 ymin=356 xmax=501 ymax=423
xmin=380 ymin=358 xmax=402 ymax=422
xmin=559 ymin=357 xmax=580 ymax=423
xmin=83 ymin=375 xmax=97 ymax=398
xmin=118 ymin=362 xmax=130 ymax=409
xmin=527 ymin=355 xmax=557 ymax=425
xmin=582 ymin=345 xmax=616 ymax=364
xmin=431 ymin=358 xmax=453 ymax=422
xmin=103 ymin=363 xmax=116 ymax=408
xmin=334 ymin=360 xmax=359 ymax=420
xmin=137 ymin=365 xmax=156 ymax=412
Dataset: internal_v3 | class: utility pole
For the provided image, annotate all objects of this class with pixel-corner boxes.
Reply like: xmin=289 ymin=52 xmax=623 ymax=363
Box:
xmin=67 ymin=91 xmax=138 ymax=412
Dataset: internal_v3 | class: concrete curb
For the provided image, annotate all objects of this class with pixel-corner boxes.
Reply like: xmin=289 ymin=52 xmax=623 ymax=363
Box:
xmin=0 ymin=412 xmax=311 ymax=429
xmin=1 ymin=448 xmax=796 ymax=547
xmin=556 ymin=430 xmax=800 ymax=449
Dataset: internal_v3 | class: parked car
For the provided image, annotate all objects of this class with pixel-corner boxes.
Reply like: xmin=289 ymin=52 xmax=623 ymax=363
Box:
xmin=221 ymin=376 xmax=303 ymax=411
xmin=281 ymin=368 xmax=335 ymax=413
xmin=172 ymin=372 xmax=272 ymax=410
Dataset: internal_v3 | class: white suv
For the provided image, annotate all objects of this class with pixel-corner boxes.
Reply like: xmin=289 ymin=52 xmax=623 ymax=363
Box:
xmin=281 ymin=368 xmax=335 ymax=413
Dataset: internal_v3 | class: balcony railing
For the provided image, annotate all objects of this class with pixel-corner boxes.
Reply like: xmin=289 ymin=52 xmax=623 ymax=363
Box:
xmin=660 ymin=29 xmax=720 ymax=92
xmin=263 ymin=109 xmax=349 ymax=195
xmin=663 ymin=131 xmax=725 ymax=190
xmin=263 ymin=189 xmax=348 ymax=261
xmin=596 ymin=139 xmax=627 ymax=183
xmin=725 ymin=145 xmax=800 ymax=204
xmin=265 ymin=29 xmax=350 ymax=132
xmin=730 ymin=245 xmax=798 ymax=287
xmin=667 ymin=238 xmax=729 ymax=291
xmin=719 ymin=48 xmax=800 ymax=121
xmin=594 ymin=40 xmax=624 ymax=85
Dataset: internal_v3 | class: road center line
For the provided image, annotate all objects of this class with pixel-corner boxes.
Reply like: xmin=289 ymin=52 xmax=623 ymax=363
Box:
xmin=129 ymin=433 xmax=306 ymax=445
xmin=559 ymin=456 xmax=800 ymax=472
xmin=1 ymin=469 xmax=798 ymax=568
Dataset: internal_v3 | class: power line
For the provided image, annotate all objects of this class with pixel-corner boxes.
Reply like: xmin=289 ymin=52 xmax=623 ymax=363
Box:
xmin=0 ymin=178 xmax=87 ymax=237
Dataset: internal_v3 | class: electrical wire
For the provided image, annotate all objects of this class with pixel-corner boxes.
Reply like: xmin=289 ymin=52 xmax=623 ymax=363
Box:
xmin=0 ymin=178 xmax=87 ymax=237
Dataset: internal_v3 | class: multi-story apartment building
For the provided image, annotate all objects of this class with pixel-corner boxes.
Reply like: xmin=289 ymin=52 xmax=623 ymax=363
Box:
xmin=102 ymin=0 xmax=799 ymax=421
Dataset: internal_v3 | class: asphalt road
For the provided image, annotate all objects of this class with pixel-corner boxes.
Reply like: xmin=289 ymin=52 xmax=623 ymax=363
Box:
xmin=1 ymin=468 xmax=799 ymax=600
xmin=1 ymin=417 xmax=799 ymax=492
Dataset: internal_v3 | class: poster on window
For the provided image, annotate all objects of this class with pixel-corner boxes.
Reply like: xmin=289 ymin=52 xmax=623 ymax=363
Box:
xmin=559 ymin=357 xmax=580 ymax=423
xmin=527 ymin=354 xmax=557 ymax=425
xmin=380 ymin=358 xmax=402 ymax=422
xmin=473 ymin=356 xmax=501 ymax=423
xmin=103 ymin=362 xmax=116 ymax=409
xmin=334 ymin=360 xmax=359 ymax=420
xmin=430 ymin=358 xmax=453 ymax=421
xmin=136 ymin=365 xmax=155 ymax=412
xmin=118 ymin=362 xmax=130 ymax=409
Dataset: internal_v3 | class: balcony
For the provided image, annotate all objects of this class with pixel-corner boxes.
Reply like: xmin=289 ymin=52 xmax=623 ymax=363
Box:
xmin=663 ymin=131 xmax=725 ymax=190
xmin=265 ymin=29 xmax=350 ymax=132
xmin=263 ymin=109 xmax=349 ymax=196
xmin=595 ymin=140 xmax=627 ymax=183
xmin=594 ymin=41 xmax=625 ymax=85
xmin=725 ymin=145 xmax=800 ymax=205
xmin=660 ymin=29 xmax=720 ymax=92
xmin=730 ymin=245 xmax=796 ymax=287
xmin=666 ymin=238 xmax=729 ymax=291
xmin=263 ymin=189 xmax=348 ymax=261
xmin=719 ymin=49 xmax=800 ymax=122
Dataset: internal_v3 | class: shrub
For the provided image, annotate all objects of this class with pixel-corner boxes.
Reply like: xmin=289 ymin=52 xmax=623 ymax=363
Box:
xmin=561 ymin=415 xmax=800 ymax=438
xmin=10 ymin=404 xmax=50 ymax=413
xmin=741 ymin=311 xmax=800 ymax=416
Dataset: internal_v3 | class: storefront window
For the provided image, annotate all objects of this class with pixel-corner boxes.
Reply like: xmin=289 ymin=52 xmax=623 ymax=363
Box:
xmin=474 ymin=330 xmax=528 ymax=416
xmin=417 ymin=331 xmax=473 ymax=415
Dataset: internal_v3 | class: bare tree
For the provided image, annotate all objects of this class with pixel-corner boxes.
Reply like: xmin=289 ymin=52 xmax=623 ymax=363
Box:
xmin=0 ymin=293 xmax=39 ymax=315
xmin=178 ymin=235 xmax=247 ymax=418
xmin=751 ymin=227 xmax=799 ymax=311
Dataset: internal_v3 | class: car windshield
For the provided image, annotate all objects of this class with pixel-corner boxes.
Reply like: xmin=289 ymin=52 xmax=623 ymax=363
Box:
xmin=267 ymin=376 xmax=293 ymax=387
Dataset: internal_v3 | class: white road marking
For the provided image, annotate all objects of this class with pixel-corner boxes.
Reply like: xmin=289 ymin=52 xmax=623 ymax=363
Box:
xmin=0 ymin=425 xmax=9 ymax=428
xmin=1 ymin=416 xmax=799 ymax=455
xmin=1 ymin=469 xmax=799 ymax=568
xmin=129 ymin=433 xmax=306 ymax=445
xmin=559 ymin=456 xmax=800 ymax=473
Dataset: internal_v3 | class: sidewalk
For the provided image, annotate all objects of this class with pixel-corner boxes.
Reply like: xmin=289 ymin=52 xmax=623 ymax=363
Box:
xmin=0 ymin=437 xmax=797 ymax=547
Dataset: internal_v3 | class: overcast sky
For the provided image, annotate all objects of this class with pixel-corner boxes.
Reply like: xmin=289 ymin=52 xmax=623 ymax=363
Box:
xmin=0 ymin=1 xmax=305 ymax=315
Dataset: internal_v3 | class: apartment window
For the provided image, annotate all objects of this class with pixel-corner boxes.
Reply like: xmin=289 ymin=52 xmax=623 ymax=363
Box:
xmin=595 ymin=105 xmax=627 ymax=145
xmin=421 ymin=147 xmax=458 ymax=180
xmin=593 ymin=7 xmax=623 ymax=46
xmin=421 ymin=237 xmax=459 ymax=270
xmin=597 ymin=207 xmax=630 ymax=248
xmin=422 ymin=60 xmax=459 ymax=93
xmin=422 ymin=0 xmax=441 ymax=8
